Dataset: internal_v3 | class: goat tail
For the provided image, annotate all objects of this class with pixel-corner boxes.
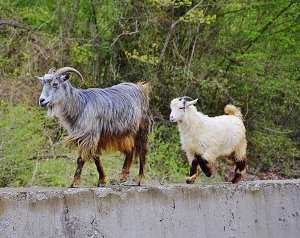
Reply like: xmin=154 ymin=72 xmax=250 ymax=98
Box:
xmin=224 ymin=104 xmax=243 ymax=119
xmin=138 ymin=81 xmax=151 ymax=97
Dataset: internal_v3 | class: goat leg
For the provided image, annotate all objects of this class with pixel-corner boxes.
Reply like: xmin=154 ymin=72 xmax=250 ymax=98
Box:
xmin=195 ymin=154 xmax=212 ymax=177
xmin=70 ymin=156 xmax=85 ymax=188
xmin=94 ymin=156 xmax=107 ymax=186
xmin=120 ymin=150 xmax=134 ymax=182
xmin=186 ymin=157 xmax=199 ymax=184
xmin=137 ymin=154 xmax=146 ymax=186
xmin=231 ymin=160 xmax=246 ymax=184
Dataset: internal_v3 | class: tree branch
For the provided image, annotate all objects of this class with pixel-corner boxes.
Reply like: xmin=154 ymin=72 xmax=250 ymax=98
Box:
xmin=67 ymin=0 xmax=81 ymax=36
xmin=0 ymin=19 xmax=31 ymax=30
xmin=159 ymin=0 xmax=204 ymax=61
xmin=188 ymin=25 xmax=201 ymax=68
xmin=30 ymin=154 xmax=74 ymax=160
xmin=111 ymin=21 xmax=139 ymax=47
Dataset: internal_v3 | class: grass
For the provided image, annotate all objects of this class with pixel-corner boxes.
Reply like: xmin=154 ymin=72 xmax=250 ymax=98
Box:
xmin=0 ymin=102 xmax=228 ymax=187
xmin=0 ymin=101 xmax=141 ymax=187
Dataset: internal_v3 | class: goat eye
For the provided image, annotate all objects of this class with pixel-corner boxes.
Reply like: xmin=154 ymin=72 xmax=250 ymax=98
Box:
xmin=52 ymin=83 xmax=58 ymax=88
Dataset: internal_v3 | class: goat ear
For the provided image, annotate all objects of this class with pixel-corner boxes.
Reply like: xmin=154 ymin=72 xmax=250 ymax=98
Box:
xmin=48 ymin=67 xmax=56 ymax=74
xmin=60 ymin=74 xmax=70 ymax=81
xmin=186 ymin=98 xmax=198 ymax=107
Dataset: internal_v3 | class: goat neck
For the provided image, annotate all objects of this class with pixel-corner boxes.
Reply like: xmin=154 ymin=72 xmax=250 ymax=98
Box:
xmin=53 ymin=82 xmax=84 ymax=132
xmin=177 ymin=106 xmax=205 ymax=131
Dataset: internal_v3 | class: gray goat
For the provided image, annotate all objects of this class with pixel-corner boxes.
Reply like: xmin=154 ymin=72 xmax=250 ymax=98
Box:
xmin=38 ymin=67 xmax=151 ymax=187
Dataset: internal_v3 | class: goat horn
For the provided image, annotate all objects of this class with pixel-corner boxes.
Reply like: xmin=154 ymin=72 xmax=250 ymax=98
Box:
xmin=181 ymin=96 xmax=193 ymax=101
xmin=55 ymin=67 xmax=84 ymax=82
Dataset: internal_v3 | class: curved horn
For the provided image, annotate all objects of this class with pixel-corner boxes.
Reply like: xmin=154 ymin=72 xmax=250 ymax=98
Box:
xmin=180 ymin=96 xmax=193 ymax=102
xmin=55 ymin=67 xmax=84 ymax=82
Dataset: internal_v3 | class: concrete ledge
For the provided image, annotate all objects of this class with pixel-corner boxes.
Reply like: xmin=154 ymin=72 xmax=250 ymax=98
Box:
xmin=0 ymin=180 xmax=300 ymax=238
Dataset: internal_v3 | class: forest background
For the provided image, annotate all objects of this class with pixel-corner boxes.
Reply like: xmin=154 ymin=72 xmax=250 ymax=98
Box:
xmin=0 ymin=0 xmax=299 ymax=186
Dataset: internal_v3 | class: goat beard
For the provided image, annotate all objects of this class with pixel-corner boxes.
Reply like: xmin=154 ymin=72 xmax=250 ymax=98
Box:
xmin=46 ymin=104 xmax=54 ymax=117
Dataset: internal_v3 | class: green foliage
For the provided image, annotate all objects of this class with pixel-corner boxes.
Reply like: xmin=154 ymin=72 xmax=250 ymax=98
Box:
xmin=125 ymin=49 xmax=159 ymax=65
xmin=71 ymin=43 xmax=95 ymax=65
xmin=147 ymin=124 xmax=188 ymax=182
xmin=148 ymin=0 xmax=192 ymax=8
xmin=0 ymin=0 xmax=300 ymax=186
xmin=0 ymin=102 xmax=43 ymax=186
xmin=249 ymin=130 xmax=299 ymax=169
xmin=180 ymin=9 xmax=216 ymax=25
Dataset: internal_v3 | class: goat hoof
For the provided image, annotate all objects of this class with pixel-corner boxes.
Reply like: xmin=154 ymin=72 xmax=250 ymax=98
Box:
xmin=97 ymin=182 xmax=107 ymax=187
xmin=136 ymin=174 xmax=145 ymax=186
xmin=119 ymin=177 xmax=128 ymax=183
xmin=137 ymin=179 xmax=143 ymax=186
xmin=69 ymin=184 xmax=78 ymax=188
xmin=224 ymin=171 xmax=235 ymax=182
xmin=186 ymin=177 xmax=195 ymax=184
xmin=120 ymin=171 xmax=129 ymax=182
xmin=98 ymin=177 xmax=108 ymax=187
xmin=231 ymin=173 xmax=242 ymax=184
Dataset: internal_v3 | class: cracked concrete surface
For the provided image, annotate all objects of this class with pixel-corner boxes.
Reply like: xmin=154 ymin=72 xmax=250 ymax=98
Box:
xmin=0 ymin=180 xmax=300 ymax=238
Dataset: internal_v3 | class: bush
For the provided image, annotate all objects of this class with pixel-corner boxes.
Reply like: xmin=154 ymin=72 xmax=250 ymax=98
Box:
xmin=147 ymin=124 xmax=188 ymax=182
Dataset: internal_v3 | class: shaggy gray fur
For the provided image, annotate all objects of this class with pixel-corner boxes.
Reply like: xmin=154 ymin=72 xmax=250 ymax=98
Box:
xmin=39 ymin=73 xmax=150 ymax=157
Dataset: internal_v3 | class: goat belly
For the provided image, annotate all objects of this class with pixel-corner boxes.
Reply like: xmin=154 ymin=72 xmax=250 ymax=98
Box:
xmin=97 ymin=134 xmax=135 ymax=153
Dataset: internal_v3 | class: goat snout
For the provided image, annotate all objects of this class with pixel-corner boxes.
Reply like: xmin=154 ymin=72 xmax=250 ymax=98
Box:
xmin=39 ymin=98 xmax=48 ymax=107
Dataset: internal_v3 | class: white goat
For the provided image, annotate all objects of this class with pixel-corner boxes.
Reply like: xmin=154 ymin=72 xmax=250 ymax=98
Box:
xmin=170 ymin=96 xmax=247 ymax=184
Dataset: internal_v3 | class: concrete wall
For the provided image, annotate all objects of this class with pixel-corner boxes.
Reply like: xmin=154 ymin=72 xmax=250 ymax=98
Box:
xmin=0 ymin=180 xmax=299 ymax=238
